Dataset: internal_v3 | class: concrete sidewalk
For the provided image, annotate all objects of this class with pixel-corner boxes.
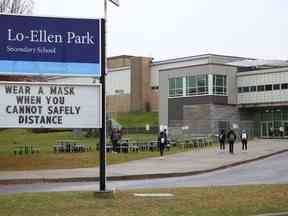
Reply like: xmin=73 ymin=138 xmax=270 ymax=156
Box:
xmin=0 ymin=139 xmax=288 ymax=184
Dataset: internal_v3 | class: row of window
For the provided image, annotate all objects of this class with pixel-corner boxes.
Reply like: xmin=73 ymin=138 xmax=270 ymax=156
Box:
xmin=185 ymin=75 xmax=208 ymax=96
xmin=238 ymin=83 xmax=288 ymax=93
xmin=169 ymin=74 xmax=227 ymax=97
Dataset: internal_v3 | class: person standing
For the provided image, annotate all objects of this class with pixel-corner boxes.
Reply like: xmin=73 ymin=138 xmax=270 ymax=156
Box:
xmin=158 ymin=129 xmax=168 ymax=159
xmin=227 ymin=128 xmax=236 ymax=154
xmin=218 ymin=129 xmax=226 ymax=152
xmin=240 ymin=129 xmax=248 ymax=151
xmin=111 ymin=128 xmax=120 ymax=153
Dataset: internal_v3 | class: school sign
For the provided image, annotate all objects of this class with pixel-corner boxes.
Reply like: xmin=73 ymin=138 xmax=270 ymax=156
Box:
xmin=0 ymin=15 xmax=104 ymax=128
xmin=0 ymin=82 xmax=102 ymax=128
xmin=0 ymin=14 xmax=102 ymax=76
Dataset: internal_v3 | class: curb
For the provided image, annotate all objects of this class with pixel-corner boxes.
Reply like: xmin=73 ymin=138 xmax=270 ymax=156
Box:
xmin=1 ymin=149 xmax=288 ymax=185
xmin=252 ymin=212 xmax=288 ymax=216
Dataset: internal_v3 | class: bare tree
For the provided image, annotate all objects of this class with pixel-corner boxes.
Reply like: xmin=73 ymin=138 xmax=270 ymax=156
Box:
xmin=0 ymin=0 xmax=35 ymax=81
xmin=0 ymin=0 xmax=34 ymax=14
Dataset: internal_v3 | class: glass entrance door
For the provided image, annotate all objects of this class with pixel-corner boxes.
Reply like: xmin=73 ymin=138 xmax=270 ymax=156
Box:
xmin=284 ymin=122 xmax=288 ymax=137
xmin=268 ymin=121 xmax=274 ymax=137
xmin=261 ymin=122 xmax=268 ymax=137
xmin=260 ymin=121 xmax=274 ymax=138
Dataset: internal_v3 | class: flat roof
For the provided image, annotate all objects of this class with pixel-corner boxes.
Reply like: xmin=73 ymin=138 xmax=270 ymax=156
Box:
xmin=152 ymin=53 xmax=251 ymax=66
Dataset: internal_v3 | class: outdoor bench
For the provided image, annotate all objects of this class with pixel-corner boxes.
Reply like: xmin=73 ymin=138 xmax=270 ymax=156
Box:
xmin=13 ymin=145 xmax=40 ymax=155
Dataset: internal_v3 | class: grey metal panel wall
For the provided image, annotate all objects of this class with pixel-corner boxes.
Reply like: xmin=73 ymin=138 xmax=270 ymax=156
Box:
xmin=169 ymin=103 xmax=240 ymax=136
xmin=168 ymin=96 xmax=228 ymax=122
xmin=209 ymin=104 xmax=240 ymax=134
xmin=163 ymin=64 xmax=211 ymax=77
xmin=159 ymin=65 xmax=210 ymax=127
xmin=209 ymin=55 xmax=248 ymax=65
xmin=183 ymin=104 xmax=212 ymax=135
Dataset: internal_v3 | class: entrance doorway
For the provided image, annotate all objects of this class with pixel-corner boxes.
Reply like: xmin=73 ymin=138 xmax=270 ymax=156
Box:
xmin=260 ymin=121 xmax=273 ymax=138
xmin=255 ymin=108 xmax=288 ymax=138
xmin=283 ymin=122 xmax=288 ymax=137
xmin=260 ymin=121 xmax=288 ymax=138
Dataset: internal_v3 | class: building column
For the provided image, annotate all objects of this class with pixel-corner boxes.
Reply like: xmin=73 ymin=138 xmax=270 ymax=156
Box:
xmin=208 ymin=74 xmax=213 ymax=95
xmin=183 ymin=77 xmax=186 ymax=97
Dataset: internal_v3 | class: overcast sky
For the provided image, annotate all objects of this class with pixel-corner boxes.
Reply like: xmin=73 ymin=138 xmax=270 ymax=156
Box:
xmin=34 ymin=0 xmax=288 ymax=61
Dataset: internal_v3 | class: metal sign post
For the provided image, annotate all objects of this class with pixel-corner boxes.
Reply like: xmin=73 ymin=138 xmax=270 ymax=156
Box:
xmin=99 ymin=0 xmax=120 ymax=193
xmin=99 ymin=18 xmax=106 ymax=192
xmin=0 ymin=14 xmax=106 ymax=191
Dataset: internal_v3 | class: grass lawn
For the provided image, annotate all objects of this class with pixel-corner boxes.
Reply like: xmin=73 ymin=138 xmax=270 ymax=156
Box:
xmin=113 ymin=112 xmax=158 ymax=128
xmin=0 ymin=129 xmax=186 ymax=170
xmin=0 ymin=149 xmax=183 ymax=171
xmin=0 ymin=129 xmax=98 ymax=155
xmin=1 ymin=185 xmax=288 ymax=216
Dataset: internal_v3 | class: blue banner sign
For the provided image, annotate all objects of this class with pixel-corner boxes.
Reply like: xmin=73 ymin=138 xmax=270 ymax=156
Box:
xmin=0 ymin=14 xmax=102 ymax=76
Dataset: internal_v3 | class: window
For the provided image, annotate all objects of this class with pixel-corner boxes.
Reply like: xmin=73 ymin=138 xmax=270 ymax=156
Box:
xmin=273 ymin=84 xmax=280 ymax=90
xmin=265 ymin=85 xmax=272 ymax=91
xmin=218 ymin=121 xmax=230 ymax=130
xmin=186 ymin=76 xmax=197 ymax=95
xmin=281 ymin=83 xmax=288 ymax=90
xmin=243 ymin=87 xmax=250 ymax=93
xmin=186 ymin=74 xmax=208 ymax=96
xmin=169 ymin=77 xmax=183 ymax=97
xmin=257 ymin=85 xmax=265 ymax=92
xmin=213 ymin=75 xmax=227 ymax=95
xmin=238 ymin=87 xmax=243 ymax=93
xmin=151 ymin=86 xmax=159 ymax=90
xmin=250 ymin=86 xmax=257 ymax=92
xmin=115 ymin=89 xmax=124 ymax=95
xmin=197 ymin=75 xmax=208 ymax=95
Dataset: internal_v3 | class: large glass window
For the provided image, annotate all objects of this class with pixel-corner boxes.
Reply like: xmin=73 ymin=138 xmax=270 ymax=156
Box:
xmin=281 ymin=83 xmax=288 ymax=89
xmin=197 ymin=75 xmax=208 ymax=95
xmin=169 ymin=77 xmax=183 ymax=97
xmin=243 ymin=87 xmax=250 ymax=93
xmin=213 ymin=75 xmax=227 ymax=95
xmin=186 ymin=76 xmax=197 ymax=95
xmin=273 ymin=84 xmax=280 ymax=90
xmin=250 ymin=86 xmax=257 ymax=92
xmin=186 ymin=74 xmax=208 ymax=96
xmin=257 ymin=85 xmax=265 ymax=92
xmin=265 ymin=84 xmax=272 ymax=91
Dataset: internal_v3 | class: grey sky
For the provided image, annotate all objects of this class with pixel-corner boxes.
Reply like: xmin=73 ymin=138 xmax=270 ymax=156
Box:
xmin=34 ymin=0 xmax=288 ymax=61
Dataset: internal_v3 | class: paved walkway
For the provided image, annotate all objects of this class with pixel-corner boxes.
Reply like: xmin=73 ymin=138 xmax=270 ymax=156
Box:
xmin=0 ymin=139 xmax=288 ymax=184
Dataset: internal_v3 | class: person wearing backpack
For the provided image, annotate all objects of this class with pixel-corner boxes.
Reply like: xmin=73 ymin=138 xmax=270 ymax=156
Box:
xmin=227 ymin=128 xmax=236 ymax=154
xmin=218 ymin=129 xmax=226 ymax=152
xmin=158 ymin=129 xmax=168 ymax=159
xmin=240 ymin=129 xmax=248 ymax=151
xmin=111 ymin=128 xmax=120 ymax=153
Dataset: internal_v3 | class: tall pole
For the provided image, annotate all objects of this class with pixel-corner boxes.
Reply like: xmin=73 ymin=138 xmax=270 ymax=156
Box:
xmin=104 ymin=0 xmax=107 ymax=21
xmin=99 ymin=16 xmax=107 ymax=191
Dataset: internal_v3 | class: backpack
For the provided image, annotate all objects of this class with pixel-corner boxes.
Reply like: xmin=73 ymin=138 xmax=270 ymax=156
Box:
xmin=241 ymin=133 xmax=247 ymax=140
xmin=219 ymin=134 xmax=223 ymax=140
xmin=228 ymin=132 xmax=235 ymax=142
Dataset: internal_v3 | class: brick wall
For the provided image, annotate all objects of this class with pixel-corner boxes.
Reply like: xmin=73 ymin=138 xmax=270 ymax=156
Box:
xmin=107 ymin=94 xmax=131 ymax=113
xmin=150 ymin=90 xmax=159 ymax=112
xmin=130 ymin=57 xmax=153 ymax=112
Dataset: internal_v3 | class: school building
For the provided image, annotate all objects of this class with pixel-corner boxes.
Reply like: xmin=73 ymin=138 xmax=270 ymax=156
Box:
xmin=49 ymin=53 xmax=288 ymax=138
